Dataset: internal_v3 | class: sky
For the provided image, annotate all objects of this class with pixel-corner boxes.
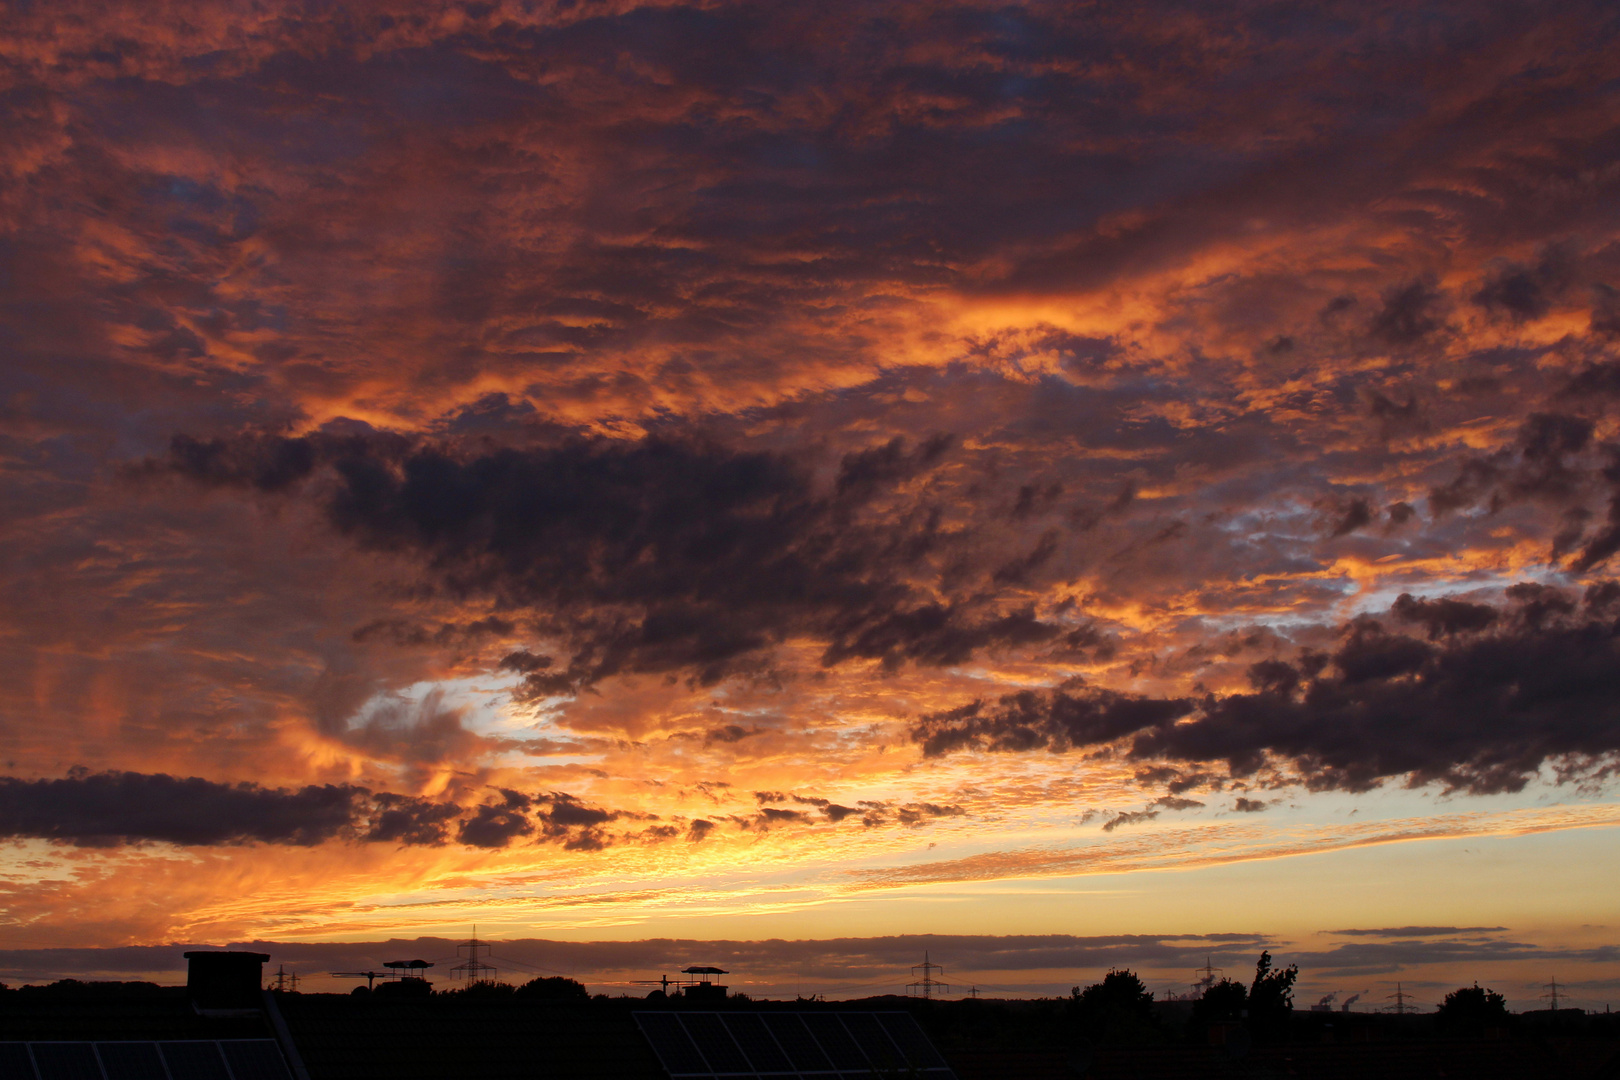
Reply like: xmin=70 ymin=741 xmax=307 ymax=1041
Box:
xmin=2 ymin=0 xmax=1619 ymax=1011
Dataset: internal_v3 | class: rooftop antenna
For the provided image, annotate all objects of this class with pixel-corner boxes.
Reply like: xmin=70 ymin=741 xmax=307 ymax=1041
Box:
xmin=270 ymin=964 xmax=300 ymax=992
xmin=452 ymin=926 xmax=498 ymax=983
xmin=907 ymin=952 xmax=951 ymax=1000
xmin=1386 ymin=982 xmax=1417 ymax=1015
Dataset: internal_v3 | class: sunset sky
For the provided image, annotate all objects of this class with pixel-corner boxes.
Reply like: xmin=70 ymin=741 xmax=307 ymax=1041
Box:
xmin=2 ymin=1 xmax=1619 ymax=1010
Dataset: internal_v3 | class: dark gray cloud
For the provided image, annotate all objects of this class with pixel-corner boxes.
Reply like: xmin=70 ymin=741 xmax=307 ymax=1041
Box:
xmin=1368 ymin=277 xmax=1446 ymax=346
xmin=914 ymin=586 xmax=1620 ymax=794
xmin=913 ymin=687 xmax=1193 ymax=759
xmin=1472 ymin=249 xmax=1573 ymax=321
xmin=0 ymin=771 xmax=406 ymax=848
xmin=155 ymin=429 xmax=1061 ymax=690
xmin=0 ymin=772 xmax=641 ymax=851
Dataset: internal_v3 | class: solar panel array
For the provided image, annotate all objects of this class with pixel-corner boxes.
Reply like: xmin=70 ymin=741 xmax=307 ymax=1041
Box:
xmin=633 ymin=1012 xmax=956 ymax=1080
xmin=0 ymin=1041 xmax=291 ymax=1080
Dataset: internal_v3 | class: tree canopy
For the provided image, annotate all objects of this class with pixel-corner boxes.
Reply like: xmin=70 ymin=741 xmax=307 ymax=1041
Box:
xmin=1437 ymin=983 xmax=1509 ymax=1034
xmin=1070 ymin=968 xmax=1158 ymax=1045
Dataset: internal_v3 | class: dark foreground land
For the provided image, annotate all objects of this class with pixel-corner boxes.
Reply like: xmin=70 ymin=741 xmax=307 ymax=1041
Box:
xmin=1 ymin=980 xmax=1617 ymax=1080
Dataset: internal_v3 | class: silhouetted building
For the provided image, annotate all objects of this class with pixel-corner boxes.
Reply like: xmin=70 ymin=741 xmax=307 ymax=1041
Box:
xmin=183 ymin=950 xmax=270 ymax=1012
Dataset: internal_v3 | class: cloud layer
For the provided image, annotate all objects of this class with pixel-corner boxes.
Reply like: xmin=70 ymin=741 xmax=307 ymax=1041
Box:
xmin=0 ymin=0 xmax=1618 ymax=962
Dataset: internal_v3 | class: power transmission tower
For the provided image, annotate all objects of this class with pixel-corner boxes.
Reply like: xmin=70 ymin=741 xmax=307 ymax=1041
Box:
xmin=270 ymin=964 xmax=299 ymax=992
xmin=1542 ymin=978 xmax=1562 ymax=1013
xmin=907 ymin=953 xmax=951 ymax=999
xmin=451 ymin=927 xmax=499 ymax=983
xmin=1386 ymin=982 xmax=1417 ymax=1015
xmin=967 ymin=986 xmax=980 ymax=1000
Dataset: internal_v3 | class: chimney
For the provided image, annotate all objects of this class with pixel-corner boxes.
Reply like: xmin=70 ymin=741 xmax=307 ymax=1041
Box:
xmin=184 ymin=951 xmax=271 ymax=1012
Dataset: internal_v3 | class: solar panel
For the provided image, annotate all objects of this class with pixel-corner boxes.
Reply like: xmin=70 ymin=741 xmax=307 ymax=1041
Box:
xmin=0 ymin=1044 xmax=38 ymax=1080
xmin=837 ymin=1013 xmax=905 ymax=1072
xmin=30 ymin=1044 xmax=100 ymax=1080
xmin=799 ymin=1015 xmax=867 ymax=1070
xmin=715 ymin=1015 xmax=792 ymax=1074
xmin=877 ymin=1013 xmax=948 ymax=1070
xmin=158 ymin=1043 xmax=228 ymax=1080
xmin=29 ymin=1044 xmax=101 ymax=1080
xmin=218 ymin=1043 xmax=290 ymax=1080
xmin=677 ymin=1014 xmax=750 ymax=1075
xmin=758 ymin=1014 xmax=832 ymax=1073
xmin=634 ymin=1013 xmax=711 ymax=1076
xmin=95 ymin=1043 xmax=166 ymax=1080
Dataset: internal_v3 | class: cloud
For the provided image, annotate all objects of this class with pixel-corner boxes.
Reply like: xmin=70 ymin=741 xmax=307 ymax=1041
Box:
xmin=914 ymin=587 xmax=1620 ymax=794
xmin=155 ymin=429 xmax=1063 ymax=692
xmin=455 ymin=789 xmax=535 ymax=849
xmin=1326 ymin=927 xmax=1509 ymax=938
xmin=1295 ymin=936 xmax=1620 ymax=977
xmin=0 ymin=771 xmax=403 ymax=848
xmin=913 ymin=688 xmax=1193 ymax=759
xmin=0 ymin=772 xmax=648 ymax=852
xmin=1101 ymin=810 xmax=1158 ymax=832
xmin=6 ymin=0 xmax=1620 ymax=955
xmin=1367 ymin=277 xmax=1446 ymax=346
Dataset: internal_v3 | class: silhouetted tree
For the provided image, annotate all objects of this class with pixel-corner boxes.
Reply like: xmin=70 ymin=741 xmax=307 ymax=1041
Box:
xmin=515 ymin=976 xmax=589 ymax=1001
xmin=1248 ymin=951 xmax=1298 ymax=1039
xmin=1191 ymin=977 xmax=1248 ymax=1025
xmin=447 ymin=979 xmax=517 ymax=997
xmin=1436 ymin=983 xmax=1509 ymax=1035
xmin=1069 ymin=969 xmax=1158 ymax=1045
